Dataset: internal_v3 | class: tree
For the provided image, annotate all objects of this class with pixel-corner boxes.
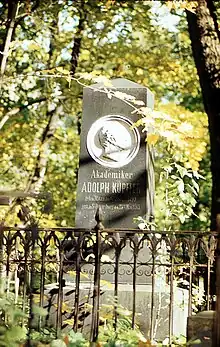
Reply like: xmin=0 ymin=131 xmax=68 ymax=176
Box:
xmin=186 ymin=0 xmax=220 ymax=230
xmin=0 ymin=0 xmax=210 ymax=230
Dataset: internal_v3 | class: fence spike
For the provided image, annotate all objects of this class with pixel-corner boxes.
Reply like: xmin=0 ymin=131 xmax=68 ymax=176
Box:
xmin=95 ymin=206 xmax=104 ymax=230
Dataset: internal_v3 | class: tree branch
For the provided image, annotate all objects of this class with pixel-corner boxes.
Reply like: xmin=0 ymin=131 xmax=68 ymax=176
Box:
xmin=0 ymin=97 xmax=47 ymax=130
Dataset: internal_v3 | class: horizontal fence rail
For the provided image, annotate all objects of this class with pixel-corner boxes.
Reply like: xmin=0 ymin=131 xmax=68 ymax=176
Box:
xmin=0 ymin=222 xmax=218 ymax=345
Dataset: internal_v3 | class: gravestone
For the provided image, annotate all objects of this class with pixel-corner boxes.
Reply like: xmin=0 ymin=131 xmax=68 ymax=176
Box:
xmin=75 ymin=78 xmax=154 ymax=229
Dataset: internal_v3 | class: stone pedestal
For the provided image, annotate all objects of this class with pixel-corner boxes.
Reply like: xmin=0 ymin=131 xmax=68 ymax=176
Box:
xmin=45 ymin=282 xmax=188 ymax=341
xmin=187 ymin=311 xmax=214 ymax=346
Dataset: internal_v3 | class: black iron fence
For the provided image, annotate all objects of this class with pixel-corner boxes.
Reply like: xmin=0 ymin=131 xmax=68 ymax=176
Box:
xmin=0 ymin=213 xmax=218 ymax=345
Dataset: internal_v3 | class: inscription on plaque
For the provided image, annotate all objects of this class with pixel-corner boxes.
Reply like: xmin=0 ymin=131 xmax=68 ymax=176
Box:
xmin=75 ymin=78 xmax=154 ymax=228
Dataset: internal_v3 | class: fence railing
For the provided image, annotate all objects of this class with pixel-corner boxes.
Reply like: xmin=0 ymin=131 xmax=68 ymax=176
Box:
xmin=0 ymin=215 xmax=217 ymax=345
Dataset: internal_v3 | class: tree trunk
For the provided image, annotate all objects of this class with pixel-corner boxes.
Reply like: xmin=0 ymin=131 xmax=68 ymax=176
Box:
xmin=186 ymin=0 xmax=220 ymax=231
xmin=27 ymin=4 xmax=86 ymax=193
xmin=71 ymin=0 xmax=86 ymax=75
xmin=0 ymin=0 xmax=18 ymax=76
xmin=27 ymin=107 xmax=60 ymax=193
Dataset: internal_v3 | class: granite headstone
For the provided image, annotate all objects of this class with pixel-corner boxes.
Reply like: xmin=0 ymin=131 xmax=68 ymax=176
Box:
xmin=75 ymin=78 xmax=154 ymax=228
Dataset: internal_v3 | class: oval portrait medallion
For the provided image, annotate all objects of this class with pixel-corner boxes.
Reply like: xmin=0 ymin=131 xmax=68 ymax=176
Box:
xmin=86 ymin=115 xmax=140 ymax=168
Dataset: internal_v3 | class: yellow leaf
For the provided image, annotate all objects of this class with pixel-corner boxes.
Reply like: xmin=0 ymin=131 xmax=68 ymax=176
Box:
xmin=63 ymin=335 xmax=69 ymax=345
xmin=106 ymin=0 xmax=115 ymax=8
xmin=138 ymin=339 xmax=156 ymax=346
xmin=56 ymin=67 xmax=70 ymax=75
xmin=147 ymin=133 xmax=159 ymax=145
xmin=136 ymin=68 xmax=143 ymax=76
xmin=63 ymin=318 xmax=74 ymax=326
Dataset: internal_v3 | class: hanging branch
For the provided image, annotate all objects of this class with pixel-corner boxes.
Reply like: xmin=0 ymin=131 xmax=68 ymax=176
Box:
xmin=0 ymin=97 xmax=46 ymax=130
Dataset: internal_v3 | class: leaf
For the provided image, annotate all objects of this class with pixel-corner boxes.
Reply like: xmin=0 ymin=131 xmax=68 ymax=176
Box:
xmin=63 ymin=335 xmax=69 ymax=345
xmin=177 ymin=180 xmax=184 ymax=194
xmin=179 ymin=214 xmax=186 ymax=223
xmin=50 ymin=339 xmax=67 ymax=347
xmin=132 ymin=99 xmax=145 ymax=106
xmin=187 ymin=338 xmax=202 ymax=345
xmin=28 ymin=43 xmax=41 ymax=50
xmin=76 ymin=72 xmax=94 ymax=80
xmin=5 ymin=326 xmax=27 ymax=342
xmin=100 ymin=279 xmax=113 ymax=288
xmin=191 ymin=179 xmax=199 ymax=193
xmin=138 ymin=339 xmax=155 ymax=346
xmin=114 ymin=91 xmax=135 ymax=101
xmin=63 ymin=318 xmax=75 ymax=326
xmin=147 ymin=133 xmax=159 ymax=145
xmin=32 ymin=305 xmax=48 ymax=317
xmin=56 ymin=67 xmax=70 ymax=75
xmin=92 ymin=76 xmax=111 ymax=85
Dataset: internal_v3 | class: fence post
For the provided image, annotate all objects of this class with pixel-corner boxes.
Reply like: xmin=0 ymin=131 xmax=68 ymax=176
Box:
xmin=0 ymin=225 xmax=4 ymax=294
xmin=26 ymin=223 xmax=38 ymax=347
xmin=90 ymin=207 xmax=103 ymax=346
xmin=213 ymin=218 xmax=220 ymax=347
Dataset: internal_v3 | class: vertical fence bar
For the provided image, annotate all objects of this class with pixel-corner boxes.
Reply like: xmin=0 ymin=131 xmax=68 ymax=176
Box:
xmin=213 ymin=223 xmax=220 ymax=347
xmin=188 ymin=256 xmax=193 ymax=317
xmin=150 ymin=234 xmax=157 ymax=341
xmin=207 ymin=258 xmax=211 ymax=311
xmin=73 ymin=235 xmax=81 ymax=332
xmin=0 ymin=226 xmax=4 ymax=293
xmin=132 ymin=247 xmax=137 ymax=328
xmin=188 ymin=236 xmax=195 ymax=317
xmin=26 ymin=224 xmax=38 ymax=347
xmin=22 ymin=232 xmax=30 ymax=327
xmin=14 ymin=237 xmax=19 ymax=304
xmin=114 ymin=246 xmax=120 ymax=330
xmin=169 ymin=235 xmax=175 ymax=344
xmin=56 ymin=250 xmax=64 ymax=337
xmin=150 ymin=253 xmax=155 ymax=340
xmin=90 ymin=208 xmax=103 ymax=345
xmin=39 ymin=240 xmax=46 ymax=330
xmin=169 ymin=256 xmax=174 ymax=344
xmin=6 ymin=233 xmax=11 ymax=296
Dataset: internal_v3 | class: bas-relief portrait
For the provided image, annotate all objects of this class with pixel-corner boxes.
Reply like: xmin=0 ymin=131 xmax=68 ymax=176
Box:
xmin=86 ymin=115 xmax=140 ymax=168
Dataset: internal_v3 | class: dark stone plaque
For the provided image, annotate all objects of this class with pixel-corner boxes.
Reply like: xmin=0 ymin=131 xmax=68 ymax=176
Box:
xmin=75 ymin=78 xmax=154 ymax=229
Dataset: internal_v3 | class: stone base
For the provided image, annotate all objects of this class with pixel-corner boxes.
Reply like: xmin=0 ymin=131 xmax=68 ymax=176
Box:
xmin=187 ymin=311 xmax=214 ymax=346
xmin=45 ymin=282 xmax=188 ymax=341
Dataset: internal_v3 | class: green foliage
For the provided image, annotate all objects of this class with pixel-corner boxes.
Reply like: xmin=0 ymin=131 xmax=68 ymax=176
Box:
xmin=0 ymin=0 xmax=211 ymax=230
xmin=50 ymin=339 xmax=67 ymax=347
xmin=63 ymin=331 xmax=88 ymax=347
xmin=0 ymin=289 xmax=27 ymax=346
xmin=98 ymin=319 xmax=142 ymax=347
xmin=97 ymin=299 xmax=146 ymax=347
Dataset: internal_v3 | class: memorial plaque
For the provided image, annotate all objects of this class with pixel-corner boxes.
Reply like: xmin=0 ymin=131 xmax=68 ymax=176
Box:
xmin=75 ymin=78 xmax=154 ymax=228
